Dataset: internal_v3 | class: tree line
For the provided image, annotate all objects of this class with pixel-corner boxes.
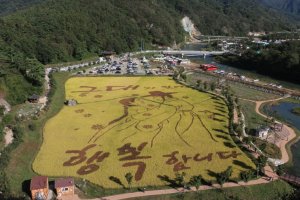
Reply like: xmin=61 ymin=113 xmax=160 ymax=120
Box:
xmin=0 ymin=0 xmax=296 ymax=104
xmin=217 ymin=40 xmax=300 ymax=84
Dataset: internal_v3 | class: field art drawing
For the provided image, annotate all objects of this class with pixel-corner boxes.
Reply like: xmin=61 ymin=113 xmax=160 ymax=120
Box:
xmin=33 ymin=77 xmax=255 ymax=188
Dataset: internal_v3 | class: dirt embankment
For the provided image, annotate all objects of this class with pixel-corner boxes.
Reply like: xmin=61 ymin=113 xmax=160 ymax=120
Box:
xmin=0 ymin=96 xmax=13 ymax=147
xmin=0 ymin=98 xmax=11 ymax=114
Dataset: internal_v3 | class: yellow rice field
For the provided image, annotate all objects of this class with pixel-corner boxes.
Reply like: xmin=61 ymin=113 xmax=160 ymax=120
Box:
xmin=33 ymin=77 xmax=255 ymax=188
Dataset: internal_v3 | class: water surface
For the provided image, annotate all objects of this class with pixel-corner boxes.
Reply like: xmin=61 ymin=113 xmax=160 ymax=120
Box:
xmin=269 ymin=102 xmax=300 ymax=176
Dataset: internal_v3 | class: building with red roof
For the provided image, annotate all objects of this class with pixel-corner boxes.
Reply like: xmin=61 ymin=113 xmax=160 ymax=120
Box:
xmin=55 ymin=178 xmax=75 ymax=199
xmin=30 ymin=176 xmax=49 ymax=200
xmin=200 ymin=64 xmax=218 ymax=71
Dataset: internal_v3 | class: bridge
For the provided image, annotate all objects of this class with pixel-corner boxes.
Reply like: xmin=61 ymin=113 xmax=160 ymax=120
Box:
xmin=194 ymin=35 xmax=248 ymax=42
xmin=162 ymin=50 xmax=227 ymax=56
xmin=134 ymin=50 xmax=228 ymax=57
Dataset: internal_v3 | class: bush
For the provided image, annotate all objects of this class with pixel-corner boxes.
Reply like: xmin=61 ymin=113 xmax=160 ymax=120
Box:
xmin=28 ymin=123 xmax=36 ymax=131
xmin=0 ymin=105 xmax=5 ymax=117
xmin=240 ymin=170 xmax=255 ymax=182
xmin=217 ymin=166 xmax=233 ymax=186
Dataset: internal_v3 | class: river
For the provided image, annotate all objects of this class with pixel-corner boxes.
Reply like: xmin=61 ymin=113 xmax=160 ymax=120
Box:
xmin=181 ymin=43 xmax=300 ymax=90
xmin=182 ymin=43 xmax=300 ymax=176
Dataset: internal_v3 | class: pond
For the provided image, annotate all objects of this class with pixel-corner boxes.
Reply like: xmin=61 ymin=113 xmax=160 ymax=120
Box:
xmin=268 ymin=102 xmax=300 ymax=176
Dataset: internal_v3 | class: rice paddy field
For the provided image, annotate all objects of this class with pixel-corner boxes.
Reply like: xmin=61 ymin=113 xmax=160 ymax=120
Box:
xmin=33 ymin=77 xmax=255 ymax=188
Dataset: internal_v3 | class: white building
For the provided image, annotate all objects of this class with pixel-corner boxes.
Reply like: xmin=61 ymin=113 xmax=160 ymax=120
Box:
xmin=257 ymin=127 xmax=270 ymax=139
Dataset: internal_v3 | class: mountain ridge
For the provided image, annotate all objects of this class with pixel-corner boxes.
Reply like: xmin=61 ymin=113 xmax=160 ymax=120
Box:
xmin=0 ymin=0 xmax=44 ymax=16
xmin=260 ymin=0 xmax=300 ymax=19
xmin=0 ymin=0 xmax=297 ymax=105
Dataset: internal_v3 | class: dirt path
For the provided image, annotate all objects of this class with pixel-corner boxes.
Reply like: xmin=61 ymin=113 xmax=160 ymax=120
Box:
xmin=233 ymin=108 xmax=239 ymax=123
xmin=90 ymin=177 xmax=274 ymax=200
xmin=0 ymin=98 xmax=11 ymax=114
xmin=4 ymin=126 xmax=13 ymax=147
xmin=38 ymin=68 xmax=51 ymax=109
xmin=0 ymin=97 xmax=13 ymax=147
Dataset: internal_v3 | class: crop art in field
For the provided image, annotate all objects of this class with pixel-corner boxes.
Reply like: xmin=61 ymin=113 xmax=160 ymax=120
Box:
xmin=33 ymin=77 xmax=255 ymax=188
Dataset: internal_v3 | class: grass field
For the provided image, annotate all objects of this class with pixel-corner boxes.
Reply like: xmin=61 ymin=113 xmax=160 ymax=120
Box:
xmin=134 ymin=180 xmax=294 ymax=200
xmin=187 ymin=72 xmax=280 ymax=101
xmin=33 ymin=77 xmax=255 ymax=188
xmin=239 ymin=100 xmax=267 ymax=130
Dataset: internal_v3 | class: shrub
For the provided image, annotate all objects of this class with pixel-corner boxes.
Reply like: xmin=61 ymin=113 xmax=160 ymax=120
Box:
xmin=240 ymin=170 xmax=255 ymax=182
xmin=28 ymin=123 xmax=36 ymax=131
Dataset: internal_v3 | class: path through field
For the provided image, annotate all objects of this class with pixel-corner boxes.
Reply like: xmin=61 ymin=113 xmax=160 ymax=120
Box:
xmin=38 ymin=68 xmax=51 ymax=109
xmin=79 ymin=177 xmax=273 ymax=200
xmin=4 ymin=127 xmax=13 ymax=147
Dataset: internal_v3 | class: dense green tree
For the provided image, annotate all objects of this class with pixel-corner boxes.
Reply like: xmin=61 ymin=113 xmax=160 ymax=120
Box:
xmin=255 ymin=155 xmax=268 ymax=177
xmin=175 ymin=172 xmax=186 ymax=187
xmin=240 ymin=170 xmax=255 ymax=182
xmin=189 ymin=175 xmax=202 ymax=190
xmin=216 ymin=166 xmax=233 ymax=186
xmin=217 ymin=41 xmax=300 ymax=84
xmin=0 ymin=0 xmax=297 ymax=105
xmin=125 ymin=173 xmax=133 ymax=189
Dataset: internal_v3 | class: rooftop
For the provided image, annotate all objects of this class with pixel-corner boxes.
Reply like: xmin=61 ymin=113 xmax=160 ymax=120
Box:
xmin=55 ymin=178 xmax=74 ymax=188
xmin=30 ymin=176 xmax=48 ymax=190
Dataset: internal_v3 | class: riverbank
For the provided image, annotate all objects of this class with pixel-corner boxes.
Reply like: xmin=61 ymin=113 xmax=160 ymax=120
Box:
xmin=182 ymin=43 xmax=300 ymax=91
xmin=254 ymin=98 xmax=297 ymax=165
xmin=260 ymin=99 xmax=300 ymax=176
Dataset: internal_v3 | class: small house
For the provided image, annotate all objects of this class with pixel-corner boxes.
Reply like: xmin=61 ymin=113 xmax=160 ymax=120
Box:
xmin=257 ymin=126 xmax=270 ymax=139
xmin=28 ymin=94 xmax=40 ymax=103
xmin=30 ymin=176 xmax=49 ymax=200
xmin=55 ymin=178 xmax=75 ymax=199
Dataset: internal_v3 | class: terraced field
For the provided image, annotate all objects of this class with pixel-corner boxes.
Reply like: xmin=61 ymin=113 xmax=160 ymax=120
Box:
xmin=33 ymin=77 xmax=255 ymax=188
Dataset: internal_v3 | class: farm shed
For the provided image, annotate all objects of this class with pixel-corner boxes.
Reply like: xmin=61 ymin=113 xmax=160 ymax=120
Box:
xmin=55 ymin=178 xmax=75 ymax=199
xmin=30 ymin=176 xmax=49 ymax=200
